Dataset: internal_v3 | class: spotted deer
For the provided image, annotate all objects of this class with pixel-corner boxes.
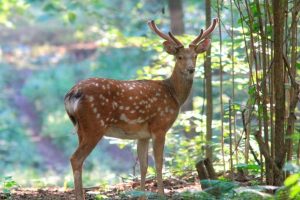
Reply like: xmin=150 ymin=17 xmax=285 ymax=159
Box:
xmin=64 ymin=18 xmax=218 ymax=200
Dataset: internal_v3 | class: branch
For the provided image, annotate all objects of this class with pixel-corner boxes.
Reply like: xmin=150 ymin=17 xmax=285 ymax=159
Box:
xmin=254 ymin=131 xmax=282 ymax=176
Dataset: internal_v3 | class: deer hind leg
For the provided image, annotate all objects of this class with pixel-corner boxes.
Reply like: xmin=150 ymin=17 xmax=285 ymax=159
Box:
xmin=70 ymin=129 xmax=104 ymax=200
xmin=137 ymin=139 xmax=149 ymax=191
xmin=152 ymin=135 xmax=166 ymax=195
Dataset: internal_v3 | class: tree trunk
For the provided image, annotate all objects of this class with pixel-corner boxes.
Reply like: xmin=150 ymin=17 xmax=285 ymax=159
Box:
xmin=204 ymin=0 xmax=213 ymax=161
xmin=168 ymin=0 xmax=184 ymax=35
xmin=272 ymin=0 xmax=286 ymax=186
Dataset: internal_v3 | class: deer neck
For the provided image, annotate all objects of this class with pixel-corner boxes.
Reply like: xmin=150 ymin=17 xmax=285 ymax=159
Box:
xmin=165 ymin=64 xmax=193 ymax=106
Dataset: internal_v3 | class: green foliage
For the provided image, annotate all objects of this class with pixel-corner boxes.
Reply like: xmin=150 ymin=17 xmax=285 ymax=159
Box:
xmin=173 ymin=191 xmax=216 ymax=200
xmin=233 ymin=188 xmax=273 ymax=200
xmin=284 ymin=173 xmax=300 ymax=199
xmin=121 ymin=190 xmax=166 ymax=200
xmin=0 ymin=0 xmax=29 ymax=28
xmin=0 ymin=176 xmax=18 ymax=197
xmin=236 ymin=163 xmax=260 ymax=172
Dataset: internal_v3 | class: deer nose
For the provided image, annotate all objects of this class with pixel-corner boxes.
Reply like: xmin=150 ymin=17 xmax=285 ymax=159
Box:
xmin=187 ymin=68 xmax=195 ymax=74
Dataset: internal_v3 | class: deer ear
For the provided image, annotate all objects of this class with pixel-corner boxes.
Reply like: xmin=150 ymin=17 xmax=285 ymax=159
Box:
xmin=195 ymin=38 xmax=211 ymax=54
xmin=163 ymin=41 xmax=177 ymax=55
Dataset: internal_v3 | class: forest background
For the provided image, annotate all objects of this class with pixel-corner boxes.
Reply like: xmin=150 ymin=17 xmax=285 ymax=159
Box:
xmin=0 ymin=0 xmax=299 ymax=199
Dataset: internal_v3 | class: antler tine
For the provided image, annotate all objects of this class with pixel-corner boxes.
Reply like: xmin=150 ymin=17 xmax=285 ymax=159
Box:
xmin=168 ymin=32 xmax=183 ymax=48
xmin=201 ymin=18 xmax=218 ymax=40
xmin=148 ymin=20 xmax=183 ymax=47
xmin=148 ymin=20 xmax=172 ymax=41
xmin=190 ymin=18 xmax=219 ymax=46
xmin=189 ymin=29 xmax=204 ymax=47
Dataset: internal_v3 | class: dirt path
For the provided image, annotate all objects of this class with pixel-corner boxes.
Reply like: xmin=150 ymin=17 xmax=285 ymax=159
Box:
xmin=1 ymin=175 xmax=202 ymax=200
xmin=10 ymin=69 xmax=68 ymax=173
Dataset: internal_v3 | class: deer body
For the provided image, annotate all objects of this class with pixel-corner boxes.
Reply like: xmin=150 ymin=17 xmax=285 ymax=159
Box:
xmin=65 ymin=78 xmax=180 ymax=140
xmin=65 ymin=19 xmax=218 ymax=200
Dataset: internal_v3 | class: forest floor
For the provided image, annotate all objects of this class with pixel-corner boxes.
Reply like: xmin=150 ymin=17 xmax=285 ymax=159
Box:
xmin=0 ymin=174 xmax=203 ymax=200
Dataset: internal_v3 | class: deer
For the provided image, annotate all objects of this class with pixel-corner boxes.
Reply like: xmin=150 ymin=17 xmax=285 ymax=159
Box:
xmin=64 ymin=18 xmax=218 ymax=200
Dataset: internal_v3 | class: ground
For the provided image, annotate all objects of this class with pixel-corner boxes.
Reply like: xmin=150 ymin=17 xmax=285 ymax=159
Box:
xmin=1 ymin=174 xmax=202 ymax=200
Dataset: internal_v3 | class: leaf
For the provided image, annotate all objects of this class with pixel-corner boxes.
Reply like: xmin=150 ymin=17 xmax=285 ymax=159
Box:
xmin=67 ymin=12 xmax=76 ymax=23
xmin=284 ymin=173 xmax=299 ymax=187
xmin=4 ymin=180 xmax=17 ymax=188
xmin=290 ymin=185 xmax=300 ymax=198
xmin=236 ymin=163 xmax=260 ymax=171
xmin=248 ymin=85 xmax=256 ymax=96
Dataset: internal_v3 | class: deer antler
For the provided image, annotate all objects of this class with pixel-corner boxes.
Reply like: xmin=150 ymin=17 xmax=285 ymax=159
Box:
xmin=189 ymin=18 xmax=219 ymax=47
xmin=148 ymin=20 xmax=183 ymax=48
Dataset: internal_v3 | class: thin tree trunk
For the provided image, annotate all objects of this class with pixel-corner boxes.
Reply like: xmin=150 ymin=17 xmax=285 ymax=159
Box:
xmin=255 ymin=0 xmax=272 ymax=185
xmin=204 ymin=0 xmax=213 ymax=161
xmin=272 ymin=0 xmax=286 ymax=186
xmin=217 ymin=0 xmax=225 ymax=172
xmin=168 ymin=0 xmax=184 ymax=35
xmin=286 ymin=2 xmax=299 ymax=163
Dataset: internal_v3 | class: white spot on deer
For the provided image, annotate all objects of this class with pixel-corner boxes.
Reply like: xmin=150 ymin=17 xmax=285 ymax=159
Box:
xmin=100 ymin=120 xmax=104 ymax=126
xmin=88 ymin=96 xmax=94 ymax=102
xmin=96 ymin=113 xmax=100 ymax=118
xmin=112 ymin=101 xmax=118 ymax=109
xmin=99 ymin=94 xmax=104 ymax=99
xmin=164 ymin=99 xmax=167 ymax=104
xmin=122 ymin=89 xmax=125 ymax=92
xmin=160 ymin=111 xmax=165 ymax=116
xmin=135 ymin=106 xmax=139 ymax=109
xmin=101 ymin=102 xmax=105 ymax=106
xmin=165 ymin=107 xmax=169 ymax=113
xmin=91 ymin=103 xmax=94 ymax=107
xmin=158 ymin=107 xmax=161 ymax=111
xmin=95 ymin=83 xmax=99 ymax=87
xmin=93 ymin=108 xmax=97 ymax=113
xmin=129 ymin=87 xmax=134 ymax=90
xmin=140 ymin=91 xmax=143 ymax=94
xmin=105 ymin=98 xmax=109 ymax=103
xmin=130 ymin=110 xmax=135 ymax=113
xmin=129 ymin=96 xmax=133 ymax=100
xmin=156 ymin=93 xmax=160 ymax=96
xmin=125 ymin=106 xmax=130 ymax=110
xmin=120 ymin=114 xmax=145 ymax=124
xmin=135 ymin=96 xmax=139 ymax=99
xmin=117 ymin=92 xmax=120 ymax=96
xmin=102 ymin=85 xmax=106 ymax=90
xmin=106 ymin=118 xmax=110 ymax=122
xmin=170 ymin=109 xmax=175 ymax=114
xmin=107 ymin=84 xmax=110 ymax=89
xmin=119 ymin=106 xmax=124 ymax=110
xmin=153 ymin=97 xmax=158 ymax=101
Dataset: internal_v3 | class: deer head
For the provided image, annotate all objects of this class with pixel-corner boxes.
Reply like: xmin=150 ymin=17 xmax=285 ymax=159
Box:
xmin=148 ymin=18 xmax=218 ymax=81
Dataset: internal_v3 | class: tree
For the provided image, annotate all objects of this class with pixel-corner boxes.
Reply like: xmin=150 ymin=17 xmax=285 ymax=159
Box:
xmin=273 ymin=0 xmax=286 ymax=186
xmin=168 ymin=0 xmax=184 ymax=35
xmin=204 ymin=0 xmax=213 ymax=161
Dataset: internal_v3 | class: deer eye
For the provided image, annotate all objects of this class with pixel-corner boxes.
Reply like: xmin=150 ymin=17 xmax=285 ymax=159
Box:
xmin=178 ymin=55 xmax=183 ymax=60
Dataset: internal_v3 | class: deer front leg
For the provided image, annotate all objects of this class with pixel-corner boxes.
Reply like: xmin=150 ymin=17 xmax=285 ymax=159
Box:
xmin=137 ymin=139 xmax=149 ymax=191
xmin=152 ymin=135 xmax=166 ymax=195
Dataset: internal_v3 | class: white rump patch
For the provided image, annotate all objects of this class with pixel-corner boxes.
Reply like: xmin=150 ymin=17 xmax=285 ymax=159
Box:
xmin=65 ymin=96 xmax=80 ymax=114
